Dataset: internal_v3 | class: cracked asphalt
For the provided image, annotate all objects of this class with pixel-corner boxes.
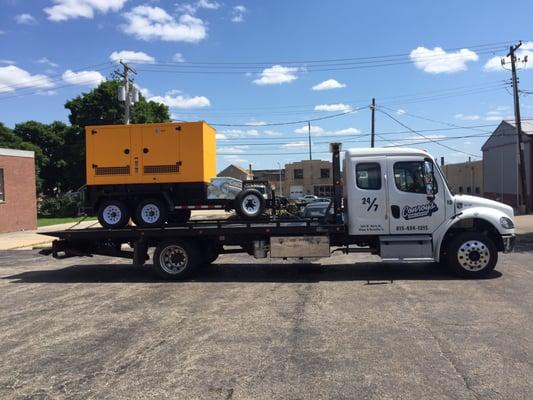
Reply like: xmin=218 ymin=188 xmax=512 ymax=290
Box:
xmin=0 ymin=246 xmax=532 ymax=399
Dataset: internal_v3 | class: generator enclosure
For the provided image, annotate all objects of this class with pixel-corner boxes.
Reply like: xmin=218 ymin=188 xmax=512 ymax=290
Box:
xmin=85 ymin=122 xmax=216 ymax=187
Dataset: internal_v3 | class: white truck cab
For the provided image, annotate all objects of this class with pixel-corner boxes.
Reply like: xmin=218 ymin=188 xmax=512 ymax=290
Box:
xmin=344 ymin=147 xmax=515 ymax=277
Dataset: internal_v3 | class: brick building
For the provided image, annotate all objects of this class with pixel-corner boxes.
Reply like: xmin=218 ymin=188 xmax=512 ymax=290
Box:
xmin=0 ymin=148 xmax=37 ymax=233
xmin=284 ymin=159 xmax=333 ymax=199
xmin=441 ymin=160 xmax=483 ymax=196
xmin=217 ymin=164 xmax=252 ymax=181
xmin=252 ymin=168 xmax=285 ymax=194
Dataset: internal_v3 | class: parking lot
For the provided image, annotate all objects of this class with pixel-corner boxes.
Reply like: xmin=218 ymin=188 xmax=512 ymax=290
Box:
xmin=0 ymin=243 xmax=532 ymax=399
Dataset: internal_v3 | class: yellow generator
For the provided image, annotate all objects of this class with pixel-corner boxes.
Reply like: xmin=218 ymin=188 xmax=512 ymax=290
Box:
xmin=83 ymin=121 xmax=267 ymax=228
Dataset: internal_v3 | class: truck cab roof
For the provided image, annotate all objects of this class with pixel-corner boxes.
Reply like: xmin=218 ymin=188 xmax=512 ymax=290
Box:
xmin=345 ymin=147 xmax=431 ymax=158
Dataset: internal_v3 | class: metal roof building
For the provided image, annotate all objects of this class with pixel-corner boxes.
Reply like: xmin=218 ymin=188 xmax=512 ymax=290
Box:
xmin=481 ymin=119 xmax=533 ymax=210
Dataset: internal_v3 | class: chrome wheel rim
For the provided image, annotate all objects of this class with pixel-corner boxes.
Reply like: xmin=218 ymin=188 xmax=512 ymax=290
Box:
xmin=141 ymin=203 xmax=161 ymax=224
xmin=159 ymin=245 xmax=188 ymax=274
xmin=102 ymin=205 xmax=122 ymax=225
xmin=457 ymin=240 xmax=490 ymax=271
xmin=242 ymin=194 xmax=260 ymax=216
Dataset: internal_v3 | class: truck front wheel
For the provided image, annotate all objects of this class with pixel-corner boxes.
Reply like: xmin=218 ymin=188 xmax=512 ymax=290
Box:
xmin=135 ymin=198 xmax=167 ymax=228
xmin=97 ymin=199 xmax=130 ymax=229
xmin=445 ymin=232 xmax=498 ymax=278
xmin=153 ymin=240 xmax=200 ymax=280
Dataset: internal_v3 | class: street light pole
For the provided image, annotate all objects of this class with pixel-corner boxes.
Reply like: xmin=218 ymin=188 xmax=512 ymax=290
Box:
xmin=277 ymin=162 xmax=283 ymax=196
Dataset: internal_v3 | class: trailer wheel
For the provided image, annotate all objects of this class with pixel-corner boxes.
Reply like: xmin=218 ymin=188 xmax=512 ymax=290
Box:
xmin=135 ymin=198 xmax=167 ymax=228
xmin=153 ymin=240 xmax=200 ymax=280
xmin=235 ymin=188 xmax=265 ymax=219
xmin=445 ymin=232 xmax=498 ymax=278
xmin=98 ymin=199 xmax=130 ymax=229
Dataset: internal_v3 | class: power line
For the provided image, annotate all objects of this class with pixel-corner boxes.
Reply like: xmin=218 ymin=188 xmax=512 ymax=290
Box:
xmin=376 ymin=108 xmax=481 ymax=158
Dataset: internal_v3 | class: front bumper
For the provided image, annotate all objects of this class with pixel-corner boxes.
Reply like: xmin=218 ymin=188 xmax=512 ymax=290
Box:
xmin=502 ymin=234 xmax=515 ymax=253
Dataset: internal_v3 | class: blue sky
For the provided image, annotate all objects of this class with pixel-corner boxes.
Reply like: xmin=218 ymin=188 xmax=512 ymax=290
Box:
xmin=1 ymin=0 xmax=533 ymax=171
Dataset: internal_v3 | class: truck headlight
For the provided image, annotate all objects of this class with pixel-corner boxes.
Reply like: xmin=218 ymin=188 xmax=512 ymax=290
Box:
xmin=500 ymin=217 xmax=514 ymax=229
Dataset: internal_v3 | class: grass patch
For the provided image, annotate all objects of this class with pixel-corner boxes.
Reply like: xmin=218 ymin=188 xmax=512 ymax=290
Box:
xmin=37 ymin=216 xmax=97 ymax=227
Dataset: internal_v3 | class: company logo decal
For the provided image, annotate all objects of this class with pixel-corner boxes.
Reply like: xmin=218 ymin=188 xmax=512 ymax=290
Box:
xmin=402 ymin=203 xmax=438 ymax=220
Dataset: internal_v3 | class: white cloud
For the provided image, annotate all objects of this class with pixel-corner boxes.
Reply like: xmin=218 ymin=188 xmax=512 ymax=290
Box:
xmin=396 ymin=109 xmax=406 ymax=115
xmin=484 ymin=42 xmax=533 ymax=72
xmin=454 ymin=113 xmax=480 ymax=121
xmin=410 ymin=46 xmax=479 ymax=74
xmin=122 ymin=6 xmax=207 ymax=43
xmin=282 ymin=141 xmax=308 ymax=149
xmin=218 ymin=129 xmax=259 ymax=138
xmin=149 ymin=92 xmax=210 ymax=108
xmin=216 ymin=133 xmax=227 ymax=140
xmin=136 ymin=85 xmax=152 ymax=98
xmin=311 ymin=79 xmax=346 ymax=91
xmin=110 ymin=50 xmax=155 ymax=64
xmin=314 ymin=103 xmax=352 ymax=112
xmin=231 ymin=5 xmax=246 ymax=22
xmin=36 ymin=57 xmax=58 ymax=68
xmin=45 ymin=0 xmax=127 ymax=22
xmin=172 ymin=52 xmax=185 ymax=62
xmin=0 ymin=59 xmax=16 ymax=65
xmin=253 ymin=65 xmax=298 ymax=85
xmin=245 ymin=120 xmax=267 ymax=126
xmin=264 ymin=130 xmax=282 ymax=136
xmin=333 ymin=127 xmax=360 ymax=136
xmin=218 ymin=146 xmax=249 ymax=154
xmin=294 ymin=125 xmax=324 ymax=134
xmin=178 ymin=0 xmax=220 ymax=14
xmin=15 ymin=13 xmax=37 ymax=24
xmin=0 ymin=65 xmax=54 ymax=93
xmin=62 ymin=69 xmax=105 ymax=87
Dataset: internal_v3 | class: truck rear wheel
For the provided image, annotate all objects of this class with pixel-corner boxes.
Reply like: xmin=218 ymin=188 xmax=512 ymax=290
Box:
xmin=153 ymin=240 xmax=200 ymax=280
xmin=135 ymin=198 xmax=167 ymax=228
xmin=445 ymin=232 xmax=498 ymax=278
xmin=235 ymin=188 xmax=265 ymax=219
xmin=97 ymin=199 xmax=130 ymax=229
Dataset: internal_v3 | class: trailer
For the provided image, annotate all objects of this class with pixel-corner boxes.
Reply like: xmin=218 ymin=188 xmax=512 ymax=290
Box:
xmin=40 ymin=143 xmax=515 ymax=279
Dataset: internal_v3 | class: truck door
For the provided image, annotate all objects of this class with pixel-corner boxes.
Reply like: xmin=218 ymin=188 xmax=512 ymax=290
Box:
xmin=387 ymin=157 xmax=446 ymax=234
xmin=346 ymin=156 xmax=389 ymax=234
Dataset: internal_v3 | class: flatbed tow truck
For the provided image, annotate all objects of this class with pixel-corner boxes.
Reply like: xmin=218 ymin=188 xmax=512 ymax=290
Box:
xmin=40 ymin=143 xmax=515 ymax=279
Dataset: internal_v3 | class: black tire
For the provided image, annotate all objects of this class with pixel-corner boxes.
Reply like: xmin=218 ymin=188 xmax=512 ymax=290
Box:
xmin=97 ymin=199 xmax=130 ymax=229
xmin=235 ymin=188 xmax=266 ymax=219
xmin=135 ymin=198 xmax=168 ymax=228
xmin=445 ymin=232 xmax=498 ymax=278
xmin=168 ymin=209 xmax=192 ymax=224
xmin=153 ymin=239 xmax=200 ymax=280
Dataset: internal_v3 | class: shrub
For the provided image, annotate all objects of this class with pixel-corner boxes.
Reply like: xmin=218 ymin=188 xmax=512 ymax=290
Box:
xmin=39 ymin=193 xmax=80 ymax=218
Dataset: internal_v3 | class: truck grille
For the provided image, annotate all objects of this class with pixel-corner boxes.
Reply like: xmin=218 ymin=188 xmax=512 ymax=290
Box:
xmin=144 ymin=165 xmax=180 ymax=174
xmin=95 ymin=166 xmax=130 ymax=175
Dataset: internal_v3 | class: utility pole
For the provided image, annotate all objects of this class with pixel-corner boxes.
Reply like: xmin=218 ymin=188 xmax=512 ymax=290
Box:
xmin=506 ymin=42 xmax=529 ymax=213
xmin=308 ymin=121 xmax=312 ymax=160
xmin=370 ymin=98 xmax=376 ymax=148
xmin=118 ymin=61 xmax=137 ymax=125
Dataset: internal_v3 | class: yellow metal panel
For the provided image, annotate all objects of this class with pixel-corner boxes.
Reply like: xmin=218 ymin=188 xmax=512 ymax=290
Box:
xmin=86 ymin=125 xmax=133 ymax=185
xmin=85 ymin=122 xmax=217 ymax=186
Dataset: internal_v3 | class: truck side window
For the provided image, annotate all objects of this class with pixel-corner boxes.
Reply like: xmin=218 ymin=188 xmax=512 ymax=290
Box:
xmin=394 ymin=161 xmax=437 ymax=194
xmin=356 ymin=163 xmax=381 ymax=190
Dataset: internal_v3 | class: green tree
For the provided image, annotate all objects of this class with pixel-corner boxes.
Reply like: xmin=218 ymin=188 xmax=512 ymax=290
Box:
xmin=60 ymin=79 xmax=171 ymax=191
xmin=65 ymin=80 xmax=170 ymax=127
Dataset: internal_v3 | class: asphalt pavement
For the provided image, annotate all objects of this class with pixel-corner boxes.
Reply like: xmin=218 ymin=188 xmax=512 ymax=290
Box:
xmin=0 ymin=245 xmax=532 ymax=399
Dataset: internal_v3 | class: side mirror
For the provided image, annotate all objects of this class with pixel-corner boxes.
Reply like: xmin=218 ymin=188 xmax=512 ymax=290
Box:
xmin=423 ymin=160 xmax=436 ymax=200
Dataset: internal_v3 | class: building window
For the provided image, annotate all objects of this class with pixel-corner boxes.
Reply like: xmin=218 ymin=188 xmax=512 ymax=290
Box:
xmin=475 ymin=187 xmax=480 ymax=195
xmin=294 ymin=169 xmax=303 ymax=179
xmin=459 ymin=186 xmax=463 ymax=193
xmin=320 ymin=168 xmax=330 ymax=179
xmin=393 ymin=161 xmax=436 ymax=194
xmin=0 ymin=168 xmax=4 ymax=202
xmin=467 ymin=186 xmax=471 ymax=193
xmin=356 ymin=163 xmax=381 ymax=190
xmin=314 ymin=185 xmax=333 ymax=197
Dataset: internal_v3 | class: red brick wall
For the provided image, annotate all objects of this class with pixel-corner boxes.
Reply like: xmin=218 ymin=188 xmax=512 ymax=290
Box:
xmin=0 ymin=155 xmax=37 ymax=233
